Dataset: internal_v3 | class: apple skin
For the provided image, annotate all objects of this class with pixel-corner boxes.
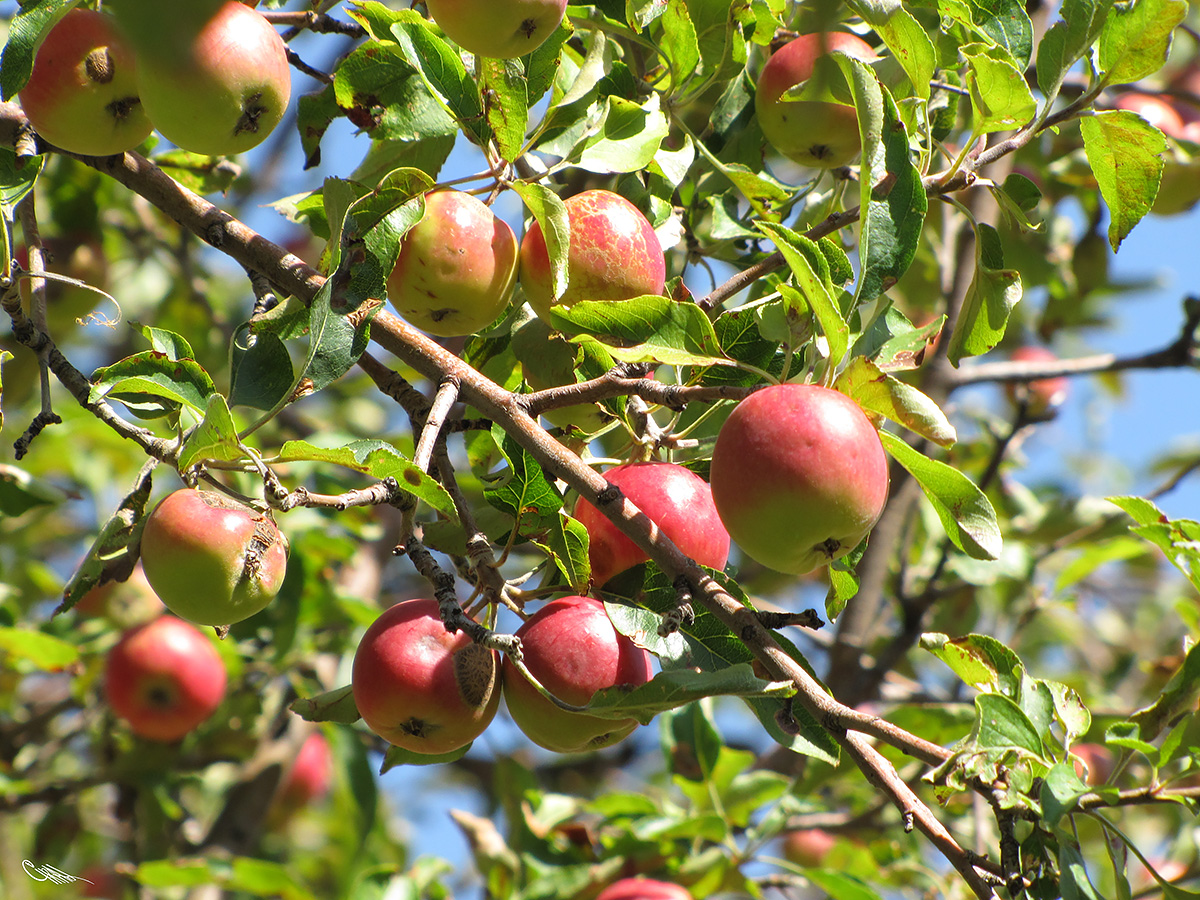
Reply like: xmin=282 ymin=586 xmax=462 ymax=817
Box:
xmin=425 ymin=0 xmax=568 ymax=59
xmin=18 ymin=9 xmax=153 ymax=156
xmin=782 ymin=828 xmax=837 ymax=867
xmin=1005 ymin=346 xmax=1069 ymax=413
xmin=388 ymin=190 xmax=519 ymax=337
xmin=74 ymin=562 xmax=164 ymax=625
xmin=596 ymin=877 xmax=691 ymax=900
xmin=132 ymin=1 xmax=290 ymax=156
xmin=709 ymin=384 xmax=889 ymax=575
xmin=502 ymin=595 xmax=653 ymax=753
xmin=519 ymin=189 xmax=666 ymax=320
xmin=139 ymin=488 xmax=289 ymax=626
xmin=104 ymin=616 xmax=227 ymax=741
xmin=573 ymin=461 xmax=730 ymax=588
xmin=1069 ymin=743 xmax=1114 ymax=786
xmin=352 ymin=599 xmax=501 ymax=755
xmin=279 ymin=732 xmax=334 ymax=805
xmin=755 ymin=32 xmax=878 ymax=169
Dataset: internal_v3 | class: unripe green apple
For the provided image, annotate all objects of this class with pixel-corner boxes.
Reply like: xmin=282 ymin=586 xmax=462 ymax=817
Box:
xmin=104 ymin=615 xmax=227 ymax=741
xmin=131 ymin=1 xmax=290 ymax=156
xmin=388 ymin=190 xmax=519 ymax=337
xmin=709 ymin=384 xmax=889 ymax=574
xmin=425 ymin=0 xmax=568 ymax=59
xmin=596 ymin=877 xmax=692 ymax=900
xmin=1004 ymin=345 xmax=1069 ymax=414
xmin=352 ymin=599 xmax=501 ymax=755
xmin=139 ymin=488 xmax=289 ymax=626
xmin=17 ymin=9 xmax=153 ymax=156
xmin=518 ymin=189 xmax=666 ymax=320
xmin=502 ymin=595 xmax=653 ymax=753
xmin=755 ymin=32 xmax=878 ymax=169
xmin=573 ymin=461 xmax=730 ymax=588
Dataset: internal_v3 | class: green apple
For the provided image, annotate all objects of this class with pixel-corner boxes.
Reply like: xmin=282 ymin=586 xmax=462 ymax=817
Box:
xmin=425 ymin=0 xmax=568 ymax=59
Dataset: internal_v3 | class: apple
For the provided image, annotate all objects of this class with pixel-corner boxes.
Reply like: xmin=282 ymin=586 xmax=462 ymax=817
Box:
xmin=424 ymin=0 xmax=568 ymax=59
xmin=1112 ymin=92 xmax=1187 ymax=141
xmin=279 ymin=732 xmax=334 ymax=806
xmin=596 ymin=877 xmax=691 ymax=900
xmin=104 ymin=616 xmax=227 ymax=741
xmin=131 ymin=1 xmax=290 ymax=156
xmin=1069 ymin=743 xmax=1114 ymax=786
xmin=782 ymin=828 xmax=837 ymax=867
xmin=352 ymin=599 xmax=501 ymax=755
xmin=17 ymin=9 xmax=153 ymax=156
xmin=502 ymin=595 xmax=653 ymax=753
xmin=139 ymin=488 xmax=289 ymax=626
xmin=573 ymin=461 xmax=730 ymax=588
xmin=755 ymin=32 xmax=878 ymax=169
xmin=73 ymin=563 xmax=164 ymax=625
xmin=519 ymin=189 xmax=666 ymax=320
xmin=709 ymin=384 xmax=889 ymax=575
xmin=1004 ymin=345 xmax=1069 ymax=414
xmin=388 ymin=190 xmax=519 ymax=337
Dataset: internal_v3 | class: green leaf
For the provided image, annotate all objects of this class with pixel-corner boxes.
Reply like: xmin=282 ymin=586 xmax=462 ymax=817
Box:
xmin=0 ymin=148 xmax=42 ymax=220
xmin=962 ymin=43 xmax=1038 ymax=133
xmin=582 ymin=662 xmax=795 ymax=723
xmin=577 ymin=95 xmax=671 ymax=175
xmin=1099 ymin=0 xmax=1186 ymax=84
xmin=1041 ymin=761 xmax=1090 ymax=827
xmin=658 ymin=0 xmax=702 ymax=92
xmin=879 ymin=431 xmax=1003 ymax=560
xmin=90 ymin=350 xmax=217 ymax=416
xmin=289 ymin=685 xmax=362 ymax=724
xmin=535 ymin=511 xmax=591 ymax=592
xmin=230 ymin=329 xmax=295 ymax=412
xmin=177 ymin=394 xmax=243 ymax=472
xmin=389 ymin=13 xmax=490 ymax=147
xmin=756 ymin=221 xmax=849 ymax=367
xmin=0 ymin=464 xmax=67 ymax=517
xmin=380 ymin=742 xmax=472 ymax=771
xmin=1036 ymin=0 xmax=1116 ymax=99
xmin=1108 ymin=495 xmax=1200 ymax=593
xmin=946 ymin=222 xmax=1022 ymax=364
xmin=277 ymin=439 xmax=458 ymax=520
xmin=483 ymin=431 xmax=565 ymax=538
xmin=137 ymin=325 xmax=194 ymax=362
xmin=0 ymin=627 xmax=79 ymax=671
xmin=1125 ymin=640 xmax=1200 ymax=740
xmin=331 ymin=41 xmax=458 ymax=145
xmin=1081 ymin=111 xmax=1167 ymax=251
xmin=853 ymin=0 xmax=937 ymax=98
xmin=511 ymin=182 xmax=570 ymax=301
xmin=550 ymin=296 xmax=731 ymax=368
xmin=937 ymin=0 xmax=1034 ymax=68
xmin=842 ymin=63 xmax=927 ymax=303
xmin=0 ymin=0 xmax=73 ymax=100
xmin=1060 ymin=842 xmax=1108 ymax=900
xmin=836 ymin=356 xmax=957 ymax=447
xmin=825 ymin=540 xmax=866 ymax=621
xmin=921 ymin=632 xmax=1024 ymax=695
xmin=152 ymin=151 xmax=240 ymax=196
xmin=805 ymin=871 xmax=887 ymax=900
xmin=301 ymin=273 xmax=381 ymax=394
xmin=0 ymin=349 xmax=9 ymax=431
xmin=479 ymin=58 xmax=529 ymax=162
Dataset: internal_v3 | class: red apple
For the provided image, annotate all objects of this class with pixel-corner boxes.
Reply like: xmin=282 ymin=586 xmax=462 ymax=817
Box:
xmin=1069 ymin=743 xmax=1114 ymax=786
xmin=502 ymin=595 xmax=653 ymax=753
xmin=425 ymin=0 xmax=568 ymax=59
xmin=139 ymin=488 xmax=289 ymax=626
xmin=519 ymin=189 xmax=666 ymax=320
xmin=352 ymin=599 xmax=501 ymax=755
xmin=104 ymin=616 xmax=227 ymax=741
xmin=1004 ymin=345 xmax=1069 ymax=413
xmin=279 ymin=732 xmax=334 ymax=805
xmin=755 ymin=32 xmax=878 ymax=169
xmin=17 ymin=9 xmax=153 ymax=156
xmin=709 ymin=384 xmax=889 ymax=574
xmin=388 ymin=190 xmax=519 ymax=337
xmin=130 ymin=1 xmax=290 ymax=156
xmin=573 ymin=461 xmax=730 ymax=588
xmin=1112 ymin=92 xmax=1187 ymax=141
xmin=782 ymin=828 xmax=837 ymax=867
xmin=596 ymin=877 xmax=691 ymax=900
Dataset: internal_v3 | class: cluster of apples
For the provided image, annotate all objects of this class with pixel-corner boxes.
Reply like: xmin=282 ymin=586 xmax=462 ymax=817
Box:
xmin=389 ymin=187 xmax=666 ymax=337
xmin=17 ymin=1 xmax=290 ymax=158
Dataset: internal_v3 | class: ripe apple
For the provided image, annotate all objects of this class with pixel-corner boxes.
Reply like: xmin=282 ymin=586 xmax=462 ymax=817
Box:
xmin=1069 ymin=743 xmax=1114 ymax=786
xmin=388 ymin=190 xmax=519 ymax=337
xmin=502 ymin=595 xmax=653 ymax=753
xmin=573 ymin=461 xmax=730 ymax=588
xmin=279 ymin=732 xmax=334 ymax=806
xmin=424 ymin=0 xmax=568 ymax=59
xmin=709 ymin=384 xmax=889 ymax=574
xmin=755 ymin=32 xmax=878 ymax=169
xmin=782 ymin=828 xmax=837 ymax=867
xmin=104 ymin=615 xmax=227 ymax=741
xmin=139 ymin=488 xmax=289 ymax=626
xmin=131 ymin=1 xmax=290 ymax=156
xmin=1004 ymin=345 xmax=1069 ymax=414
xmin=352 ymin=599 xmax=501 ymax=755
xmin=518 ymin=189 xmax=666 ymax=320
xmin=596 ymin=877 xmax=691 ymax=900
xmin=17 ymin=9 xmax=153 ymax=156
